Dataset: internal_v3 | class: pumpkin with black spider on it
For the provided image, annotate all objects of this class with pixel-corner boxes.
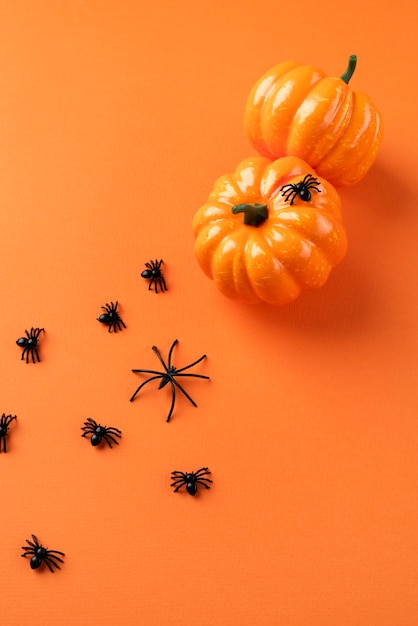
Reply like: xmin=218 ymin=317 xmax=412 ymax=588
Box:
xmin=192 ymin=155 xmax=348 ymax=306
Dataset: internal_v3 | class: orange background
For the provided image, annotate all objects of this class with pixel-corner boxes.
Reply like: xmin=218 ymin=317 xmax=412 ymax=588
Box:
xmin=0 ymin=1 xmax=417 ymax=624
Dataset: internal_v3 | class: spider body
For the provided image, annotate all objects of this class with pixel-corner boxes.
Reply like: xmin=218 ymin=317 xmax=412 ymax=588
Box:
xmin=16 ymin=327 xmax=44 ymax=363
xmin=0 ymin=413 xmax=17 ymax=453
xmin=170 ymin=467 xmax=212 ymax=495
xmin=130 ymin=339 xmax=209 ymax=422
xmin=97 ymin=301 xmax=126 ymax=332
xmin=81 ymin=418 xmax=122 ymax=448
xmin=280 ymin=173 xmax=321 ymax=205
xmin=21 ymin=535 xmax=65 ymax=572
xmin=141 ymin=259 xmax=167 ymax=293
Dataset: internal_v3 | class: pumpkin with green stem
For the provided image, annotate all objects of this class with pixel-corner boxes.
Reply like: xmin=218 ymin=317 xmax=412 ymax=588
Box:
xmin=192 ymin=155 xmax=348 ymax=305
xmin=244 ymin=55 xmax=383 ymax=187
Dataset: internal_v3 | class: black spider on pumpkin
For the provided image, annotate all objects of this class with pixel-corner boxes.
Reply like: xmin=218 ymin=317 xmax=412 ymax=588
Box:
xmin=16 ymin=327 xmax=44 ymax=363
xmin=170 ymin=467 xmax=212 ymax=496
xmin=21 ymin=535 xmax=65 ymax=572
xmin=141 ymin=259 xmax=167 ymax=293
xmin=97 ymin=301 xmax=126 ymax=332
xmin=130 ymin=339 xmax=209 ymax=422
xmin=81 ymin=418 xmax=122 ymax=448
xmin=280 ymin=173 xmax=321 ymax=205
xmin=0 ymin=413 xmax=17 ymax=453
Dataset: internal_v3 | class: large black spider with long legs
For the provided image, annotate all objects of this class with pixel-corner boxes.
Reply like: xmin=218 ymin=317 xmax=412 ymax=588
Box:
xmin=170 ymin=467 xmax=212 ymax=496
xmin=280 ymin=173 xmax=321 ymax=205
xmin=130 ymin=339 xmax=209 ymax=422
xmin=97 ymin=301 xmax=126 ymax=333
xmin=21 ymin=535 xmax=65 ymax=573
xmin=81 ymin=417 xmax=122 ymax=448
xmin=16 ymin=327 xmax=44 ymax=363
xmin=0 ymin=413 xmax=17 ymax=453
xmin=141 ymin=258 xmax=167 ymax=293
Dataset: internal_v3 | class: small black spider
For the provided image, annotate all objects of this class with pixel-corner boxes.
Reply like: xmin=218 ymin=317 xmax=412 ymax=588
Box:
xmin=21 ymin=535 xmax=65 ymax=572
xmin=280 ymin=173 xmax=321 ymax=205
xmin=81 ymin=417 xmax=122 ymax=448
xmin=16 ymin=327 xmax=44 ymax=363
xmin=170 ymin=467 xmax=212 ymax=496
xmin=141 ymin=259 xmax=167 ymax=293
xmin=130 ymin=339 xmax=209 ymax=422
xmin=0 ymin=413 xmax=17 ymax=453
xmin=97 ymin=301 xmax=126 ymax=332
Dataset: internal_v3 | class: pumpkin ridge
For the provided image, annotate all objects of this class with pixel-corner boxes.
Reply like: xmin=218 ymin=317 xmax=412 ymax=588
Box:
xmin=260 ymin=66 xmax=325 ymax=158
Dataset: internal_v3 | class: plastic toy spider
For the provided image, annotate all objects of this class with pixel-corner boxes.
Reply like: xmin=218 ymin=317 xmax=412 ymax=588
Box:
xmin=280 ymin=173 xmax=321 ymax=205
xmin=0 ymin=413 xmax=17 ymax=453
xmin=97 ymin=301 xmax=126 ymax=332
xmin=170 ymin=467 xmax=212 ymax=496
xmin=21 ymin=535 xmax=65 ymax=572
xmin=81 ymin=417 xmax=122 ymax=448
xmin=16 ymin=327 xmax=44 ymax=363
xmin=130 ymin=339 xmax=209 ymax=422
xmin=141 ymin=259 xmax=167 ymax=293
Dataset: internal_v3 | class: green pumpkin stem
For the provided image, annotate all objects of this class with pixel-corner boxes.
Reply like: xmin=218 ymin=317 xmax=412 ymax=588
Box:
xmin=231 ymin=203 xmax=268 ymax=226
xmin=340 ymin=54 xmax=357 ymax=84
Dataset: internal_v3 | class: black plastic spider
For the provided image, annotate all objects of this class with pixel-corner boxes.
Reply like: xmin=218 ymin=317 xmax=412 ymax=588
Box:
xmin=97 ymin=301 xmax=126 ymax=332
xmin=130 ymin=339 xmax=209 ymax=422
xmin=16 ymin=327 xmax=44 ymax=363
xmin=81 ymin=417 xmax=122 ymax=448
xmin=141 ymin=259 xmax=167 ymax=293
xmin=170 ymin=467 xmax=212 ymax=496
xmin=21 ymin=535 xmax=65 ymax=572
xmin=280 ymin=173 xmax=321 ymax=205
xmin=0 ymin=413 xmax=17 ymax=453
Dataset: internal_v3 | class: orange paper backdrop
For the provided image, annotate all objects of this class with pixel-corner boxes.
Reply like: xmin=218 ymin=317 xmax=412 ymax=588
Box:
xmin=0 ymin=1 xmax=417 ymax=624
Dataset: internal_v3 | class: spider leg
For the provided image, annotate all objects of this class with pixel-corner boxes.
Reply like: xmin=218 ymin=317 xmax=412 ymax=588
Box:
xmin=129 ymin=374 xmax=164 ymax=402
xmin=174 ymin=373 xmax=210 ymax=381
xmin=103 ymin=434 xmax=120 ymax=448
xmin=1 ymin=437 xmax=5 ymax=453
xmin=105 ymin=426 xmax=122 ymax=435
xmin=152 ymin=344 xmax=171 ymax=370
xmin=194 ymin=467 xmax=211 ymax=477
xmin=170 ymin=477 xmax=188 ymax=487
xmin=45 ymin=555 xmax=64 ymax=569
xmin=45 ymin=549 xmax=65 ymax=557
xmin=165 ymin=380 xmax=177 ymax=422
xmin=167 ymin=339 xmax=178 ymax=369
xmin=195 ymin=479 xmax=212 ymax=489
xmin=148 ymin=278 xmax=154 ymax=292
xmin=132 ymin=368 xmax=164 ymax=376
xmin=172 ymin=482 xmax=187 ymax=492
xmin=171 ymin=378 xmax=198 ymax=407
xmin=35 ymin=348 xmax=40 ymax=362
xmin=81 ymin=425 xmax=96 ymax=435
xmin=21 ymin=550 xmax=35 ymax=557
xmin=171 ymin=471 xmax=187 ymax=477
xmin=43 ymin=558 xmax=57 ymax=573
xmin=175 ymin=353 xmax=207 ymax=373
xmin=159 ymin=276 xmax=167 ymax=291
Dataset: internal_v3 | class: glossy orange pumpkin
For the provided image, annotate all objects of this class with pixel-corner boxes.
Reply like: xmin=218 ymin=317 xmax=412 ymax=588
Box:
xmin=192 ymin=156 xmax=348 ymax=305
xmin=244 ymin=55 xmax=383 ymax=187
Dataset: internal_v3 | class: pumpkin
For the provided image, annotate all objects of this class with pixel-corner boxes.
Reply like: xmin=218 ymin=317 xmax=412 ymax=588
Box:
xmin=244 ymin=55 xmax=383 ymax=187
xmin=192 ymin=156 xmax=348 ymax=305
